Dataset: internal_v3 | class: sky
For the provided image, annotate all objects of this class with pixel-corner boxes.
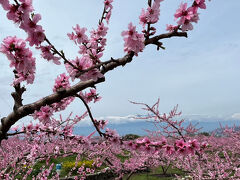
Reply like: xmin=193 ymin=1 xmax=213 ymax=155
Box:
xmin=0 ymin=0 xmax=240 ymax=127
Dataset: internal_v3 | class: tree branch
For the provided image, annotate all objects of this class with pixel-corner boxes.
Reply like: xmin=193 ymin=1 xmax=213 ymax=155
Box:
xmin=145 ymin=31 xmax=187 ymax=50
xmin=11 ymin=83 xmax=26 ymax=112
xmin=0 ymin=30 xmax=188 ymax=141
xmin=0 ymin=52 xmax=135 ymax=141
xmin=0 ymin=77 xmax=105 ymax=141
xmin=76 ymin=94 xmax=105 ymax=137
xmin=145 ymin=31 xmax=188 ymax=45
xmin=44 ymin=37 xmax=82 ymax=72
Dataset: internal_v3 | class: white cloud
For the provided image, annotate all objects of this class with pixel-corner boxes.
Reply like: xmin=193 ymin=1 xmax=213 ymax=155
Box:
xmin=231 ymin=113 xmax=240 ymax=120
xmin=75 ymin=114 xmax=147 ymax=127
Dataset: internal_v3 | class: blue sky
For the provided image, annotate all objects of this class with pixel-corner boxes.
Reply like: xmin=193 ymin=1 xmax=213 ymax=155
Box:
xmin=0 ymin=0 xmax=240 ymax=126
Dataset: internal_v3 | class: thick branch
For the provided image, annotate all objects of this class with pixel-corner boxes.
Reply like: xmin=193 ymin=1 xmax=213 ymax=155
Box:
xmin=0 ymin=31 xmax=187 ymax=141
xmin=0 ymin=52 xmax=135 ymax=141
xmin=0 ymin=77 xmax=105 ymax=141
xmin=11 ymin=83 xmax=26 ymax=112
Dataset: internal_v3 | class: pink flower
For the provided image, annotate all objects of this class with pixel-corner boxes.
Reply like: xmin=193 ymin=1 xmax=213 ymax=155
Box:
xmin=89 ymin=49 xmax=103 ymax=64
xmin=142 ymin=137 xmax=151 ymax=144
xmin=187 ymin=139 xmax=200 ymax=154
xmin=26 ymin=26 xmax=45 ymax=46
xmin=33 ymin=105 xmax=53 ymax=124
xmin=0 ymin=36 xmax=36 ymax=84
xmin=163 ymin=145 xmax=174 ymax=155
xmin=80 ymin=88 xmax=101 ymax=104
xmin=19 ymin=0 xmax=34 ymax=13
xmin=53 ymin=73 xmax=70 ymax=92
xmin=105 ymin=128 xmax=120 ymax=143
xmin=175 ymin=139 xmax=186 ymax=149
xmin=192 ymin=0 xmax=206 ymax=13
xmin=26 ymin=122 xmax=33 ymax=132
xmin=161 ymin=137 xmax=167 ymax=145
xmin=201 ymin=141 xmax=208 ymax=149
xmin=7 ymin=4 xmax=22 ymax=23
xmin=0 ymin=0 xmax=10 ymax=10
xmin=20 ymin=13 xmax=42 ymax=32
xmin=104 ymin=0 xmax=113 ymax=10
xmin=91 ymin=23 xmax=108 ymax=39
xmin=65 ymin=56 xmax=93 ymax=81
xmin=175 ymin=139 xmax=191 ymax=155
xmin=139 ymin=0 xmax=163 ymax=27
xmin=11 ymin=125 xmax=19 ymax=131
xmin=52 ymin=97 xmax=75 ymax=112
xmin=33 ymin=123 xmax=40 ymax=131
xmin=68 ymin=32 xmax=75 ymax=41
xmin=166 ymin=24 xmax=178 ymax=32
xmin=105 ymin=10 xmax=112 ymax=24
xmin=68 ymin=24 xmax=88 ymax=44
xmin=178 ymin=147 xmax=187 ymax=155
xmin=80 ymin=69 xmax=104 ymax=82
xmin=144 ymin=144 xmax=154 ymax=153
xmin=37 ymin=45 xmax=61 ymax=65
xmin=174 ymin=3 xmax=193 ymax=26
xmin=121 ymin=22 xmax=145 ymax=56
xmin=139 ymin=9 xmax=148 ymax=27
xmin=13 ymin=71 xmax=35 ymax=85
xmin=181 ymin=20 xmax=193 ymax=31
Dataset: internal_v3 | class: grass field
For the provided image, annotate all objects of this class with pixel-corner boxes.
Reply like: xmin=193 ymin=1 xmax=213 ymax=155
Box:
xmin=15 ymin=154 xmax=188 ymax=179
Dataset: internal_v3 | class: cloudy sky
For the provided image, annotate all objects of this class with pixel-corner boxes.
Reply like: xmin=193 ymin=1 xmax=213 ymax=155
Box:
xmin=0 ymin=0 xmax=240 ymax=126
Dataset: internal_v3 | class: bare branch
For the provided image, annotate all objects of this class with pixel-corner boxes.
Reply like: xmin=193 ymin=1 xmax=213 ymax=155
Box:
xmin=145 ymin=31 xmax=187 ymax=49
xmin=76 ymin=94 xmax=105 ymax=137
xmin=44 ymin=37 xmax=82 ymax=72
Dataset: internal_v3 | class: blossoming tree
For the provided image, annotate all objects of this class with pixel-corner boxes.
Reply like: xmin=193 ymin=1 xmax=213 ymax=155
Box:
xmin=2 ymin=0 xmax=238 ymax=180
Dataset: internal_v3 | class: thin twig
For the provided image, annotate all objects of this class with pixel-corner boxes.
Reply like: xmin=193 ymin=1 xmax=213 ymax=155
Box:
xmin=75 ymin=94 xmax=104 ymax=137
xmin=44 ymin=37 xmax=82 ymax=72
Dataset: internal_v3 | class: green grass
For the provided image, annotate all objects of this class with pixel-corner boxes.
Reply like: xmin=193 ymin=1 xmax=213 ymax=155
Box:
xmin=31 ymin=155 xmax=79 ymax=177
xmin=14 ymin=153 xmax=187 ymax=180
xmin=15 ymin=154 xmax=96 ymax=179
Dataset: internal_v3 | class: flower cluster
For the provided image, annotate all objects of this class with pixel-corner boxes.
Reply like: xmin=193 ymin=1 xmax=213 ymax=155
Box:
xmin=65 ymin=56 xmax=92 ymax=81
xmin=139 ymin=0 xmax=163 ymax=28
xmin=0 ymin=0 xmax=65 ymax=68
xmin=126 ymin=136 xmax=201 ymax=156
xmin=170 ymin=0 xmax=206 ymax=32
xmin=53 ymin=73 xmax=71 ymax=92
xmin=0 ymin=0 xmax=10 ymax=10
xmin=0 ymin=36 xmax=36 ymax=85
xmin=33 ymin=105 xmax=53 ymax=124
xmin=37 ymin=45 xmax=61 ymax=65
xmin=80 ymin=88 xmax=101 ymax=104
xmin=175 ymin=139 xmax=200 ymax=155
xmin=51 ymin=97 xmax=75 ymax=112
xmin=121 ymin=23 xmax=145 ymax=56
xmin=105 ymin=128 xmax=120 ymax=143
xmin=0 ymin=0 xmax=45 ymax=46
xmin=33 ymin=74 xmax=75 ymax=123
xmin=65 ymin=0 xmax=113 ymax=82
xmin=67 ymin=22 xmax=110 ymax=81
xmin=104 ymin=0 xmax=113 ymax=24
xmin=67 ymin=25 xmax=88 ymax=45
